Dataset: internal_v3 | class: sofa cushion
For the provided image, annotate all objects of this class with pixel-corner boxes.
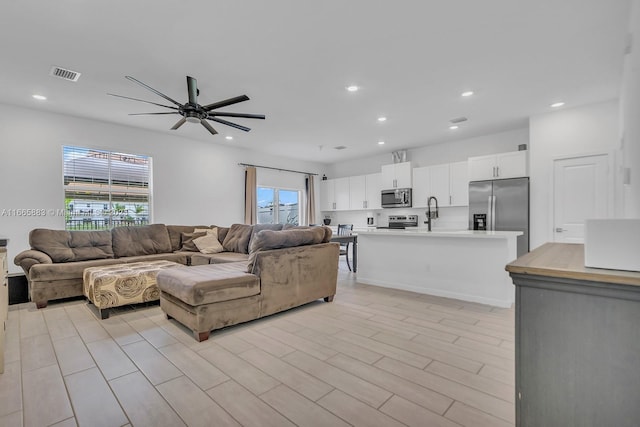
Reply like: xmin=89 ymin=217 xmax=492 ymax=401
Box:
xmin=180 ymin=232 xmax=207 ymax=251
xmin=247 ymin=227 xmax=326 ymax=272
xmin=112 ymin=224 xmax=172 ymax=258
xmin=191 ymin=252 xmax=250 ymax=265
xmin=222 ymin=224 xmax=253 ymax=254
xmin=194 ymin=229 xmax=224 ymax=254
xmin=30 ymin=229 xmax=114 ymax=263
xmin=167 ymin=225 xmax=210 ymax=251
xmin=282 ymin=225 xmax=332 ymax=242
xmin=211 ymin=225 xmax=230 ymax=244
xmin=157 ymin=263 xmax=259 ymax=306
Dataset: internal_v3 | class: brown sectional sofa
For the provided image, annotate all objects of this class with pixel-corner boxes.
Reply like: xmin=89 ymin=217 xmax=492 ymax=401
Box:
xmin=13 ymin=222 xmax=320 ymax=309
xmin=157 ymin=227 xmax=338 ymax=341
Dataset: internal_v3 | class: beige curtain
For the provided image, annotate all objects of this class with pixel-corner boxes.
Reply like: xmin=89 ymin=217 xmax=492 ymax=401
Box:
xmin=306 ymin=174 xmax=317 ymax=225
xmin=244 ymin=166 xmax=257 ymax=224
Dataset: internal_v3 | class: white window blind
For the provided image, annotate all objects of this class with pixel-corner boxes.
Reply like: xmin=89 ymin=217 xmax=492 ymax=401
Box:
xmin=63 ymin=146 xmax=152 ymax=230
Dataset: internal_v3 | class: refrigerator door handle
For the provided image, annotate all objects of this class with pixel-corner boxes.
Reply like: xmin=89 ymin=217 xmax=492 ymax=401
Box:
xmin=490 ymin=195 xmax=496 ymax=230
xmin=487 ymin=196 xmax=493 ymax=230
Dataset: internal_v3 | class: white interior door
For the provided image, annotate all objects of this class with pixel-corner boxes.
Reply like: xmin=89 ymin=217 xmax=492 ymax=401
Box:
xmin=553 ymin=154 xmax=608 ymax=243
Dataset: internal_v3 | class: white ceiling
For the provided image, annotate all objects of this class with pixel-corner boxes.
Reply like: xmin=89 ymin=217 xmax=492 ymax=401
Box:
xmin=0 ymin=1 xmax=631 ymax=164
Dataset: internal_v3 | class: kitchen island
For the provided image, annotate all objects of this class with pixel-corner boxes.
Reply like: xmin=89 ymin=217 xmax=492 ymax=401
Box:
xmin=357 ymin=229 xmax=521 ymax=307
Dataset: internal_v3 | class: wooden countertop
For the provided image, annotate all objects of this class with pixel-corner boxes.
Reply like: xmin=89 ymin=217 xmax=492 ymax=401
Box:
xmin=506 ymin=242 xmax=640 ymax=287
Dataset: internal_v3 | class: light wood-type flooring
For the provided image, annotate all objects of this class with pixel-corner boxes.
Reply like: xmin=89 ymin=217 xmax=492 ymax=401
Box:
xmin=0 ymin=261 xmax=515 ymax=426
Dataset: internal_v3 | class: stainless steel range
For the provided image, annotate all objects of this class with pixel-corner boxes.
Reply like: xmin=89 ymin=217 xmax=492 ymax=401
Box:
xmin=377 ymin=215 xmax=418 ymax=229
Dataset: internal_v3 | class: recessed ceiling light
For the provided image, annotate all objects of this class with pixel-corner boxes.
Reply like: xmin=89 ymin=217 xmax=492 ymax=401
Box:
xmin=449 ymin=125 xmax=459 ymax=130
xmin=551 ymin=102 xmax=565 ymax=108
xmin=225 ymin=136 xmax=233 ymax=140
xmin=346 ymin=85 xmax=359 ymax=92
xmin=378 ymin=141 xmax=385 ymax=145
xmin=461 ymin=91 xmax=474 ymax=97
xmin=377 ymin=116 xmax=387 ymax=122
xmin=32 ymin=94 xmax=47 ymax=101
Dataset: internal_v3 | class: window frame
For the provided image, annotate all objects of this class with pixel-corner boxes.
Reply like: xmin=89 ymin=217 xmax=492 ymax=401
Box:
xmin=257 ymin=186 xmax=301 ymax=225
xmin=63 ymin=145 xmax=153 ymax=230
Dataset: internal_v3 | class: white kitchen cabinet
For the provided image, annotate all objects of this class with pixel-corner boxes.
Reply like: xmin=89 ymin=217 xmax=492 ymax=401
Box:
xmin=429 ymin=164 xmax=451 ymax=207
xmin=349 ymin=173 xmax=382 ymax=210
xmin=381 ymin=162 xmax=412 ymax=189
xmin=365 ymin=173 xmax=382 ymax=209
xmin=412 ymin=167 xmax=430 ymax=208
xmin=496 ymin=150 xmax=528 ymax=179
xmin=320 ymin=177 xmax=349 ymax=211
xmin=349 ymin=175 xmax=366 ymax=210
xmin=449 ymin=161 xmax=469 ymax=206
xmin=468 ymin=150 xmax=527 ymax=181
xmin=413 ymin=161 xmax=469 ymax=208
xmin=320 ymin=179 xmax=335 ymax=210
xmin=334 ymin=177 xmax=350 ymax=210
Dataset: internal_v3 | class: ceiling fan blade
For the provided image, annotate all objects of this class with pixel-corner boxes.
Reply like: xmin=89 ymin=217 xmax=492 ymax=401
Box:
xmin=200 ymin=120 xmax=218 ymax=135
xmin=128 ymin=112 xmax=180 ymax=115
xmin=187 ymin=76 xmax=198 ymax=105
xmin=207 ymin=112 xmax=266 ymax=120
xmin=171 ymin=117 xmax=187 ymax=130
xmin=207 ymin=117 xmax=251 ymax=132
xmin=125 ymin=76 xmax=183 ymax=107
xmin=203 ymin=95 xmax=250 ymax=111
xmin=107 ymin=93 xmax=179 ymax=110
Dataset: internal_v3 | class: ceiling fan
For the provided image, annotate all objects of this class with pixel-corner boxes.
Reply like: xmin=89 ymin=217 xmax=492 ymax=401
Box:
xmin=108 ymin=76 xmax=265 ymax=136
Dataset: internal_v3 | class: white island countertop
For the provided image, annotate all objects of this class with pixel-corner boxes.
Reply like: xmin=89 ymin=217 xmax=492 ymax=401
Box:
xmin=356 ymin=229 xmax=522 ymax=239
xmin=356 ymin=228 xmax=521 ymax=307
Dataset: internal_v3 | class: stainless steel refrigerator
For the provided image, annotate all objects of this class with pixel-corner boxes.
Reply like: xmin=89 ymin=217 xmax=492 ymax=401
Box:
xmin=468 ymin=177 xmax=529 ymax=257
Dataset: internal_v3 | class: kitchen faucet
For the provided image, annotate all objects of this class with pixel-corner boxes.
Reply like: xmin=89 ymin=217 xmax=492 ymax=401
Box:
xmin=425 ymin=196 xmax=439 ymax=231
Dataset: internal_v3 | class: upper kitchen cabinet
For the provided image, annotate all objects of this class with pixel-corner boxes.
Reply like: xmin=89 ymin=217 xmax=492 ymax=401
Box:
xmin=320 ymin=177 xmax=350 ymax=211
xmin=350 ymin=173 xmax=382 ymax=210
xmin=365 ymin=173 xmax=382 ymax=210
xmin=381 ymin=162 xmax=412 ymax=189
xmin=349 ymin=175 xmax=366 ymax=210
xmin=412 ymin=166 xmax=430 ymax=208
xmin=429 ymin=164 xmax=450 ymax=206
xmin=468 ymin=150 xmax=528 ymax=181
xmin=413 ymin=161 xmax=469 ymax=208
xmin=449 ymin=161 xmax=469 ymax=206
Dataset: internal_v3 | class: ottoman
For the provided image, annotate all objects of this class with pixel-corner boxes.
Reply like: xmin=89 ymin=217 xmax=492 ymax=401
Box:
xmin=84 ymin=260 xmax=184 ymax=319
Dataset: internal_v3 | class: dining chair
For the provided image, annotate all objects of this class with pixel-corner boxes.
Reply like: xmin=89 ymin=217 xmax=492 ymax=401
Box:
xmin=337 ymin=224 xmax=354 ymax=271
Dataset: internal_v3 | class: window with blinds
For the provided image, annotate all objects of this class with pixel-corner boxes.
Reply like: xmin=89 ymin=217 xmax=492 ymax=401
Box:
xmin=63 ymin=146 xmax=152 ymax=230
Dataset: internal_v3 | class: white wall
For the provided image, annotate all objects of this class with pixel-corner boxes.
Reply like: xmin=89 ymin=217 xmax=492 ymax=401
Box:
xmin=529 ymin=100 xmax=620 ymax=249
xmin=0 ymin=104 xmax=325 ymax=274
xmin=620 ymin=0 xmax=640 ymax=217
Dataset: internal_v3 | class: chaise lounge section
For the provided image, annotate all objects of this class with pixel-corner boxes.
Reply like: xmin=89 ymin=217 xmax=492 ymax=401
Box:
xmin=157 ymin=226 xmax=338 ymax=341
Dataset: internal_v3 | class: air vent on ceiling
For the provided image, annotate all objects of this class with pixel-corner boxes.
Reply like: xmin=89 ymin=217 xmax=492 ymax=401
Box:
xmin=334 ymin=146 xmax=347 ymax=150
xmin=49 ymin=66 xmax=81 ymax=82
xmin=449 ymin=116 xmax=468 ymax=124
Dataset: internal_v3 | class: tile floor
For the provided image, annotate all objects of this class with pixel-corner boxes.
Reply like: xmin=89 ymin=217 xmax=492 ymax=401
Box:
xmin=0 ymin=262 xmax=515 ymax=426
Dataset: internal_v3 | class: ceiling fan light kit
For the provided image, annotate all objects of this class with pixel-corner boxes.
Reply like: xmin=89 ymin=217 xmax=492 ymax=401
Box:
xmin=108 ymin=75 xmax=265 ymax=137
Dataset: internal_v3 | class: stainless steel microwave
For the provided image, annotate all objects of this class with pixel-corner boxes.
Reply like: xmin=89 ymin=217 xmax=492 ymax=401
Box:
xmin=381 ymin=188 xmax=412 ymax=208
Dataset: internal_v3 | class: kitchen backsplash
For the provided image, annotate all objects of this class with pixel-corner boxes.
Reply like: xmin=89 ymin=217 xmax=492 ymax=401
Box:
xmin=324 ymin=206 xmax=469 ymax=230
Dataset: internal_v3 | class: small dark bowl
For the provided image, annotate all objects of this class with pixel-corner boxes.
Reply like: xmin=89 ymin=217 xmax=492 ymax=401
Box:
xmin=323 ymin=218 xmax=331 ymax=225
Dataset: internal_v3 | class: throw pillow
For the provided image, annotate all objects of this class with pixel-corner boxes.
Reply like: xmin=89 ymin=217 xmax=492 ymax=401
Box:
xmin=194 ymin=229 xmax=224 ymax=254
xmin=180 ymin=231 xmax=207 ymax=251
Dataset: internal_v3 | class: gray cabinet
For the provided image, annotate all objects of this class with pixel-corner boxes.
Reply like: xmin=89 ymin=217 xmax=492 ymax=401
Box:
xmin=507 ymin=243 xmax=640 ymax=427
xmin=0 ymin=249 xmax=7 ymax=374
